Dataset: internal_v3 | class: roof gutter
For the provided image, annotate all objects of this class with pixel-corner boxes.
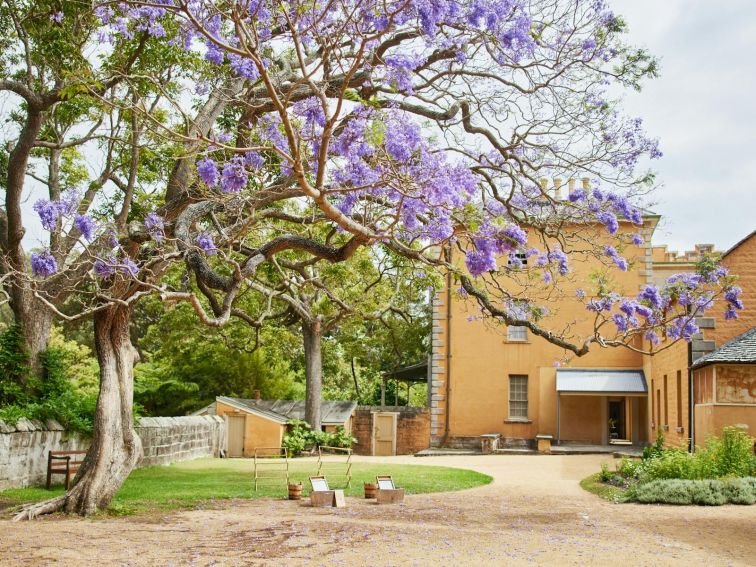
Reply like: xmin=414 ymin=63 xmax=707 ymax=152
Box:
xmin=442 ymin=247 xmax=453 ymax=446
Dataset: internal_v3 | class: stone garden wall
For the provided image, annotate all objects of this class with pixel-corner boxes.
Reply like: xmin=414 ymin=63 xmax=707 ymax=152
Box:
xmin=0 ymin=415 xmax=226 ymax=490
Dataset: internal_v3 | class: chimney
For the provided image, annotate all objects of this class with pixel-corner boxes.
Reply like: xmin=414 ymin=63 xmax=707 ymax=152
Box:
xmin=539 ymin=178 xmax=549 ymax=195
xmin=581 ymin=177 xmax=590 ymax=190
xmin=568 ymin=178 xmax=575 ymax=196
xmin=254 ymin=389 xmax=261 ymax=401
xmin=552 ymin=178 xmax=563 ymax=200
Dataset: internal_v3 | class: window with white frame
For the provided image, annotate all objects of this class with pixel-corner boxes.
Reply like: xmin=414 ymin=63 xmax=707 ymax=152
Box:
xmin=507 ymin=325 xmax=528 ymax=342
xmin=509 ymin=375 xmax=528 ymax=420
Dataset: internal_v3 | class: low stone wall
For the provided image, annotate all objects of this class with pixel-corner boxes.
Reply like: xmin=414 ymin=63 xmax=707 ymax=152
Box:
xmin=0 ymin=415 xmax=226 ymax=490
xmin=138 ymin=416 xmax=226 ymax=467
xmin=352 ymin=407 xmax=430 ymax=456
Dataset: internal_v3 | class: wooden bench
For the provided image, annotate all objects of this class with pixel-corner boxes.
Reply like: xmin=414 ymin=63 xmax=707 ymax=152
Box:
xmin=46 ymin=450 xmax=87 ymax=489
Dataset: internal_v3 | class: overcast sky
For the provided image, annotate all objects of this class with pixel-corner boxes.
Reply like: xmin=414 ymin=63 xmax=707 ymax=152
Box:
xmin=611 ymin=0 xmax=756 ymax=253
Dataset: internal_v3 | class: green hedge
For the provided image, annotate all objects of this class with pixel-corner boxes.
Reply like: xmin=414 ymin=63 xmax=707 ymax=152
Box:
xmin=634 ymin=478 xmax=756 ymax=506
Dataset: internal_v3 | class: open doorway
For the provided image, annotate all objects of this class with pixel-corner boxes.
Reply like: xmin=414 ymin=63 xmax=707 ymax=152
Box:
xmin=608 ymin=399 xmax=626 ymax=440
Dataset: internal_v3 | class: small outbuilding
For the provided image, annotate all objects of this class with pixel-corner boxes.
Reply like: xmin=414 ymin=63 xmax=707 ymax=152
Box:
xmin=691 ymin=327 xmax=756 ymax=445
xmin=193 ymin=397 xmax=357 ymax=457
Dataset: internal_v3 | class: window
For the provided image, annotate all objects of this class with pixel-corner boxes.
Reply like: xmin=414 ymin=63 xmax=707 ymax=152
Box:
xmin=676 ymin=370 xmax=683 ymax=428
xmin=507 ymin=325 xmax=528 ymax=342
xmin=508 ymin=253 xmax=528 ymax=268
xmin=508 ymin=375 xmax=528 ymax=420
xmin=663 ymin=375 xmax=669 ymax=427
xmin=651 ymin=379 xmax=655 ymax=427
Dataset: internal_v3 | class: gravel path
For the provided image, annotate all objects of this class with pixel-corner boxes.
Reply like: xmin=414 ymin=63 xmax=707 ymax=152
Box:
xmin=1 ymin=454 xmax=754 ymax=566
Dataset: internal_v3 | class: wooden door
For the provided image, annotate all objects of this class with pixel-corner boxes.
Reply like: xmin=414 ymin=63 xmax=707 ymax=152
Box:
xmin=227 ymin=415 xmax=246 ymax=457
xmin=373 ymin=413 xmax=396 ymax=456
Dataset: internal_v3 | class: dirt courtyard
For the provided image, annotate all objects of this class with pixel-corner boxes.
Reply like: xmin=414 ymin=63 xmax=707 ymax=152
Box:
xmin=1 ymin=454 xmax=754 ymax=566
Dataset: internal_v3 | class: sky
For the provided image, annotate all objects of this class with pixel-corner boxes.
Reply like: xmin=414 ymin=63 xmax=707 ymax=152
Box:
xmin=611 ymin=0 xmax=756 ymax=254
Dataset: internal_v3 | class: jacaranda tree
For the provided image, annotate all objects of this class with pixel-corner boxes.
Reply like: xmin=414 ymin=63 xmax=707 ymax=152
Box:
xmin=5 ymin=0 xmax=743 ymax=518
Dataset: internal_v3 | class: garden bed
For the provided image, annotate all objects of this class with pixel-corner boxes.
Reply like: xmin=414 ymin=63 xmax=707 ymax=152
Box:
xmin=581 ymin=426 xmax=756 ymax=506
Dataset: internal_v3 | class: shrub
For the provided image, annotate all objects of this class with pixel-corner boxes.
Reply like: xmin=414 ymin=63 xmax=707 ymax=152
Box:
xmin=639 ymin=448 xmax=694 ymax=482
xmin=599 ymin=463 xmax=612 ymax=482
xmin=701 ymin=426 xmax=755 ymax=477
xmin=633 ymin=479 xmax=755 ymax=506
xmin=635 ymin=479 xmax=693 ymax=505
xmin=688 ymin=480 xmax=727 ymax=506
xmin=282 ymin=419 xmax=357 ymax=456
xmin=722 ymin=478 xmax=756 ymax=505
xmin=616 ymin=457 xmax=643 ymax=479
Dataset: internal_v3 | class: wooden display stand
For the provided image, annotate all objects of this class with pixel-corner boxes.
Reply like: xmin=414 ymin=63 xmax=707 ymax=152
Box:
xmin=309 ymin=476 xmax=346 ymax=508
xmin=375 ymin=475 xmax=405 ymax=504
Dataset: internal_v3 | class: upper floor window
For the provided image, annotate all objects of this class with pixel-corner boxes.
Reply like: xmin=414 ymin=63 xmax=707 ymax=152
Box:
xmin=507 ymin=325 xmax=528 ymax=342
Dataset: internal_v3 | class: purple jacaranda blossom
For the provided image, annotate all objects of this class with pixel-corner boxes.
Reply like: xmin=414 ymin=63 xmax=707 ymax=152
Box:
xmin=724 ymin=286 xmax=744 ymax=310
xmin=724 ymin=305 xmax=739 ymax=320
xmin=597 ymin=211 xmax=618 ymax=234
xmin=582 ymin=38 xmax=597 ymax=51
xmin=543 ymin=271 xmax=553 ymax=284
xmin=244 ymin=151 xmax=264 ymax=169
xmin=631 ymin=233 xmax=644 ymax=246
xmin=197 ymin=157 xmax=219 ymax=186
xmin=94 ymin=258 xmax=116 ymax=278
xmin=638 ymin=285 xmax=662 ymax=309
xmin=644 ymin=330 xmax=660 ymax=345
xmin=57 ymin=190 xmax=80 ymax=216
xmin=575 ymin=288 xmax=586 ymax=300
xmin=144 ymin=212 xmax=164 ymax=242
xmin=568 ymin=188 xmax=587 ymax=202
xmin=195 ymin=232 xmax=217 ymax=255
xmin=31 ymin=251 xmax=58 ymax=277
xmin=33 ymin=199 xmax=59 ymax=231
xmin=465 ymin=250 xmax=496 ymax=276
xmin=121 ymin=257 xmax=139 ymax=277
xmin=74 ymin=214 xmax=96 ymax=241
xmin=548 ymin=248 xmax=569 ymax=275
xmin=612 ymin=314 xmax=629 ymax=333
xmin=634 ymin=304 xmax=653 ymax=319
xmin=51 ymin=11 xmax=64 ymax=23
xmin=220 ymin=156 xmax=247 ymax=193
xmin=612 ymin=256 xmax=628 ymax=271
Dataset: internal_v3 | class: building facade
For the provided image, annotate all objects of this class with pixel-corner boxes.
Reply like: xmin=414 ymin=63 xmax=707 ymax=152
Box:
xmin=430 ymin=224 xmax=756 ymax=450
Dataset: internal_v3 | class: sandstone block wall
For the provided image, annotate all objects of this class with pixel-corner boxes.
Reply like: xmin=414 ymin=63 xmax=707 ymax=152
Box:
xmin=0 ymin=415 xmax=226 ymax=490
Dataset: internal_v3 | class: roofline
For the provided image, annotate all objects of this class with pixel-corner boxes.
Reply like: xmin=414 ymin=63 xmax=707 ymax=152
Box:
xmin=215 ymin=396 xmax=288 ymax=424
xmin=722 ymin=229 xmax=756 ymax=259
xmin=691 ymin=360 xmax=756 ymax=370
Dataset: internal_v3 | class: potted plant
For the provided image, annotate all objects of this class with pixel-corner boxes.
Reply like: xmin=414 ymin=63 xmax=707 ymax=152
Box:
xmin=608 ymin=418 xmax=618 ymax=439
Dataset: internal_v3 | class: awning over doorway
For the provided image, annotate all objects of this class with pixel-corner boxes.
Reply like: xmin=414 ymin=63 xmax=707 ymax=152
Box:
xmin=556 ymin=369 xmax=647 ymax=394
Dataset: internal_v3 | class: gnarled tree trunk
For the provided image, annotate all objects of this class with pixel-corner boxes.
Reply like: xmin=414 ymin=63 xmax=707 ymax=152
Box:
xmin=14 ymin=304 xmax=142 ymax=520
xmin=9 ymin=289 xmax=54 ymax=377
xmin=302 ymin=317 xmax=323 ymax=431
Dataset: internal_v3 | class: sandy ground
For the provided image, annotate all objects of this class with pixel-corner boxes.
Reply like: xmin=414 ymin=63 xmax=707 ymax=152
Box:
xmin=0 ymin=454 xmax=754 ymax=566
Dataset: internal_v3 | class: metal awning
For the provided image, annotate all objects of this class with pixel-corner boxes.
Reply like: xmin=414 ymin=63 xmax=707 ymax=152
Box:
xmin=556 ymin=369 xmax=647 ymax=394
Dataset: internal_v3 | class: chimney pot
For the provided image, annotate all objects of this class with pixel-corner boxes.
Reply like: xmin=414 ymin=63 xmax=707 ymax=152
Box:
xmin=581 ymin=177 xmax=590 ymax=190
xmin=552 ymin=178 xmax=562 ymax=200
xmin=539 ymin=178 xmax=549 ymax=194
xmin=254 ymin=390 xmax=261 ymax=401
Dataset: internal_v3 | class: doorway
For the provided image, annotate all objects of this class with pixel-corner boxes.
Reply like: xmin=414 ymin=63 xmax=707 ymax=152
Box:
xmin=372 ymin=413 xmax=397 ymax=456
xmin=608 ymin=399 xmax=626 ymax=440
xmin=227 ymin=415 xmax=246 ymax=457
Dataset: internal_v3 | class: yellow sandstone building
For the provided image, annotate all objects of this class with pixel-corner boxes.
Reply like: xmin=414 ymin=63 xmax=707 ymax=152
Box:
xmin=429 ymin=219 xmax=756 ymax=451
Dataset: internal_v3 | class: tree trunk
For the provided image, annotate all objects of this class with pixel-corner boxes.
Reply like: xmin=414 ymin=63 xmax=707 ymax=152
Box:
xmin=302 ymin=318 xmax=323 ymax=431
xmin=14 ymin=304 xmax=143 ymax=520
xmin=9 ymin=290 xmax=54 ymax=377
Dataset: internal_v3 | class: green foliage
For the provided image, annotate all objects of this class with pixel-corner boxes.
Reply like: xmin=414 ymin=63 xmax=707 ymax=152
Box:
xmin=0 ymin=325 xmax=31 ymax=405
xmin=599 ymin=463 xmax=612 ymax=482
xmin=135 ymin=301 xmax=302 ymax=416
xmin=281 ymin=420 xmax=357 ymax=456
xmin=636 ymin=427 xmax=755 ymax=483
xmin=642 ymin=429 xmax=665 ymax=460
xmin=634 ymin=479 xmax=754 ymax=506
xmin=0 ymin=345 xmax=97 ymax=433
xmin=616 ymin=457 xmax=643 ymax=479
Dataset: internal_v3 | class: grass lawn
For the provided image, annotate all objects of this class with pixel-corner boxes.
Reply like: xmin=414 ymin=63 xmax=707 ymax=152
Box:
xmin=579 ymin=473 xmax=627 ymax=503
xmin=0 ymin=458 xmax=492 ymax=516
